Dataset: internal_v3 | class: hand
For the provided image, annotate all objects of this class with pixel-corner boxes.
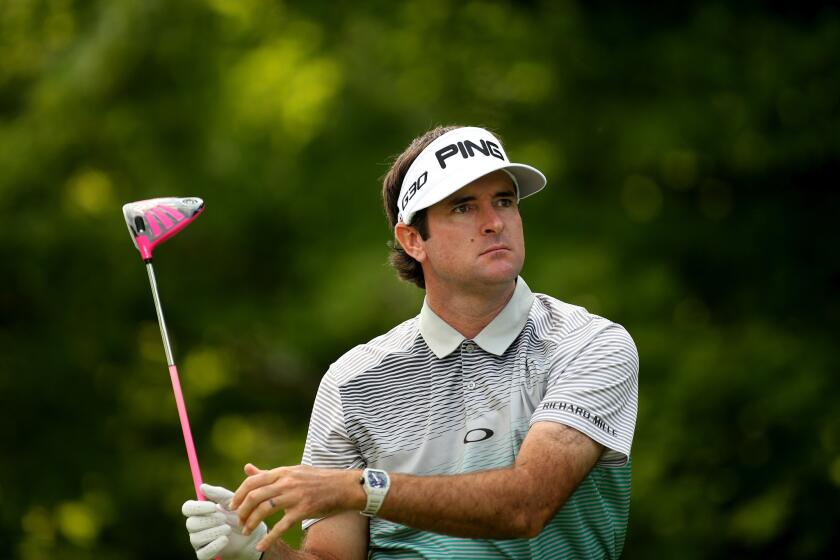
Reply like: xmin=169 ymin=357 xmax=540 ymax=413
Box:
xmin=182 ymin=483 xmax=267 ymax=560
xmin=229 ymin=463 xmax=362 ymax=553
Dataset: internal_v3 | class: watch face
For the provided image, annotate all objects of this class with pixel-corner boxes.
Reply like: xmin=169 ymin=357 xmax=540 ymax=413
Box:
xmin=367 ymin=471 xmax=387 ymax=489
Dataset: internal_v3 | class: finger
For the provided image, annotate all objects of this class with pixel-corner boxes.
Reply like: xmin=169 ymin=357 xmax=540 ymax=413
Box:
xmin=242 ymin=497 xmax=281 ymax=535
xmin=189 ymin=523 xmax=231 ymax=548
xmin=255 ymin=513 xmax=297 ymax=552
xmin=186 ymin=511 xmax=227 ymax=532
xmin=255 ymin=521 xmax=284 ymax=552
xmin=183 ymin=500 xmax=219 ymax=517
xmin=196 ymin=535 xmax=229 ymax=560
xmin=235 ymin=464 xmax=266 ymax=510
xmin=234 ymin=481 xmax=281 ymax=522
xmin=200 ymin=483 xmax=234 ymax=508
xmin=237 ymin=485 xmax=285 ymax=526
xmin=244 ymin=463 xmax=264 ymax=476
xmin=231 ymin=470 xmax=278 ymax=509
xmin=231 ymin=466 xmax=286 ymax=509
xmin=229 ymin=473 xmax=269 ymax=510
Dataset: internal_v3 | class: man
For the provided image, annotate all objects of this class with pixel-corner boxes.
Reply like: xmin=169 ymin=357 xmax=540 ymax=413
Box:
xmin=182 ymin=126 xmax=639 ymax=559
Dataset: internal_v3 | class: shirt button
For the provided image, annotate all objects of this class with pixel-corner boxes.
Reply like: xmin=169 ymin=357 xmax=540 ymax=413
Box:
xmin=464 ymin=342 xmax=476 ymax=352
xmin=467 ymin=381 xmax=476 ymax=390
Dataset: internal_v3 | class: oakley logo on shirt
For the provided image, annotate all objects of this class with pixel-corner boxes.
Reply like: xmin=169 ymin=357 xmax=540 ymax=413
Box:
xmin=464 ymin=428 xmax=495 ymax=443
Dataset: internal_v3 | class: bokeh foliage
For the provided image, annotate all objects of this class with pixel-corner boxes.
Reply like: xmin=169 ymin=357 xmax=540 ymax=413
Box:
xmin=1 ymin=1 xmax=838 ymax=558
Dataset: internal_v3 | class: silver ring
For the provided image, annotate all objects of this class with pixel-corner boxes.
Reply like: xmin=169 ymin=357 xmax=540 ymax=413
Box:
xmin=269 ymin=498 xmax=277 ymax=509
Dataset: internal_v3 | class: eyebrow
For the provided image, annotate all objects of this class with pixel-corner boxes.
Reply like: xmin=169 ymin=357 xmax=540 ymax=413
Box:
xmin=448 ymin=190 xmax=517 ymax=206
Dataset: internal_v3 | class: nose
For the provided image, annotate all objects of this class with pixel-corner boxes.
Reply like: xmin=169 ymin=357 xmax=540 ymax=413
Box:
xmin=480 ymin=203 xmax=505 ymax=235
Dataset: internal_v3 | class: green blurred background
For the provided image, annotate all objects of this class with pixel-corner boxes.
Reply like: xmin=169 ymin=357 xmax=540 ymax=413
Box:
xmin=1 ymin=0 xmax=838 ymax=558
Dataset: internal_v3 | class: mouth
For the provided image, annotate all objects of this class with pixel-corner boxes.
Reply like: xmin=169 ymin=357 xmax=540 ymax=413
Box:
xmin=480 ymin=245 xmax=510 ymax=257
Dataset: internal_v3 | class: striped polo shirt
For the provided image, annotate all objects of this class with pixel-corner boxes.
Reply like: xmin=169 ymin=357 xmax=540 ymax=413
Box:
xmin=302 ymin=278 xmax=639 ymax=559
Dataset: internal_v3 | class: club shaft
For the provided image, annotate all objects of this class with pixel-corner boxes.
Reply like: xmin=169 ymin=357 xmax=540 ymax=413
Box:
xmin=145 ymin=261 xmax=206 ymax=501
xmin=169 ymin=364 xmax=205 ymax=500
xmin=146 ymin=262 xmax=175 ymax=366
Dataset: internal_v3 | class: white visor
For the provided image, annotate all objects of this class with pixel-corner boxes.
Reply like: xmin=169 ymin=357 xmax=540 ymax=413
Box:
xmin=397 ymin=127 xmax=547 ymax=224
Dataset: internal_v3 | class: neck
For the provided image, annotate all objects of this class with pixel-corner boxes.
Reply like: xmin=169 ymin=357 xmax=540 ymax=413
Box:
xmin=424 ymin=278 xmax=517 ymax=339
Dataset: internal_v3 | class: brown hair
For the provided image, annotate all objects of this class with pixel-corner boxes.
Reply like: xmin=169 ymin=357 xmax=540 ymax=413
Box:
xmin=382 ymin=125 xmax=462 ymax=288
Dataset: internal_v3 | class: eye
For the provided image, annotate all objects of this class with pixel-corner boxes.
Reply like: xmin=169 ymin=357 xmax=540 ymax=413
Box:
xmin=452 ymin=204 xmax=470 ymax=214
xmin=495 ymin=198 xmax=515 ymax=208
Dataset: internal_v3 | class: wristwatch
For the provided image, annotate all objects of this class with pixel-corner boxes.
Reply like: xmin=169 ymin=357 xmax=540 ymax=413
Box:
xmin=359 ymin=468 xmax=391 ymax=517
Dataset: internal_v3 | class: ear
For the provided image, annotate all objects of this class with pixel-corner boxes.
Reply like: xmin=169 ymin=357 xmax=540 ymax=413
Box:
xmin=394 ymin=222 xmax=427 ymax=262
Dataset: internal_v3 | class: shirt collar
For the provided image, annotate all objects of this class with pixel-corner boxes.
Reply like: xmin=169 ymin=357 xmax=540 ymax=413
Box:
xmin=418 ymin=277 xmax=535 ymax=359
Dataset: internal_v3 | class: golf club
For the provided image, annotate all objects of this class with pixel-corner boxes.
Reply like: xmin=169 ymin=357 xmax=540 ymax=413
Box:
xmin=122 ymin=197 xmax=207 ymax=501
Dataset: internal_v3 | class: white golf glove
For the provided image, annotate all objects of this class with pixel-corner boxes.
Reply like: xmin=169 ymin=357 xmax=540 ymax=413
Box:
xmin=182 ymin=483 xmax=267 ymax=560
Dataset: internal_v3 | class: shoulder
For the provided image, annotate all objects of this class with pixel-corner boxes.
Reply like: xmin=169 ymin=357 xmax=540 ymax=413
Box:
xmin=323 ymin=315 xmax=421 ymax=388
xmin=530 ymin=292 xmax=636 ymax=356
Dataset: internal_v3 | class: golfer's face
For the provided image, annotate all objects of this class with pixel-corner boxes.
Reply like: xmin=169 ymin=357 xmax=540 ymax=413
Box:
xmin=422 ymin=170 xmax=525 ymax=288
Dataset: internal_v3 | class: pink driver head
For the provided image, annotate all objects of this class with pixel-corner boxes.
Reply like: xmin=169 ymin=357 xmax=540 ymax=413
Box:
xmin=122 ymin=197 xmax=204 ymax=260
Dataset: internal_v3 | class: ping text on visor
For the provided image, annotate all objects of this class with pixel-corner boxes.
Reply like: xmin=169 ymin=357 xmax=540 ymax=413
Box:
xmin=397 ymin=126 xmax=548 ymax=225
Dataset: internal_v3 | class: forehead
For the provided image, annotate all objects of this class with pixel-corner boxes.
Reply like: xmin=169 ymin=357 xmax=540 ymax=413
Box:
xmin=441 ymin=170 xmax=516 ymax=203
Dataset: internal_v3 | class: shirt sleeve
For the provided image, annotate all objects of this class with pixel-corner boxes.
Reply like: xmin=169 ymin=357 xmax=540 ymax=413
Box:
xmin=529 ymin=321 xmax=639 ymax=466
xmin=301 ymin=367 xmax=365 ymax=530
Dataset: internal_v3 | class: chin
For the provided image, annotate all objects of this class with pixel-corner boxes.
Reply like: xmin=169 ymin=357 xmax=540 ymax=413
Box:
xmin=478 ymin=263 xmax=522 ymax=284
